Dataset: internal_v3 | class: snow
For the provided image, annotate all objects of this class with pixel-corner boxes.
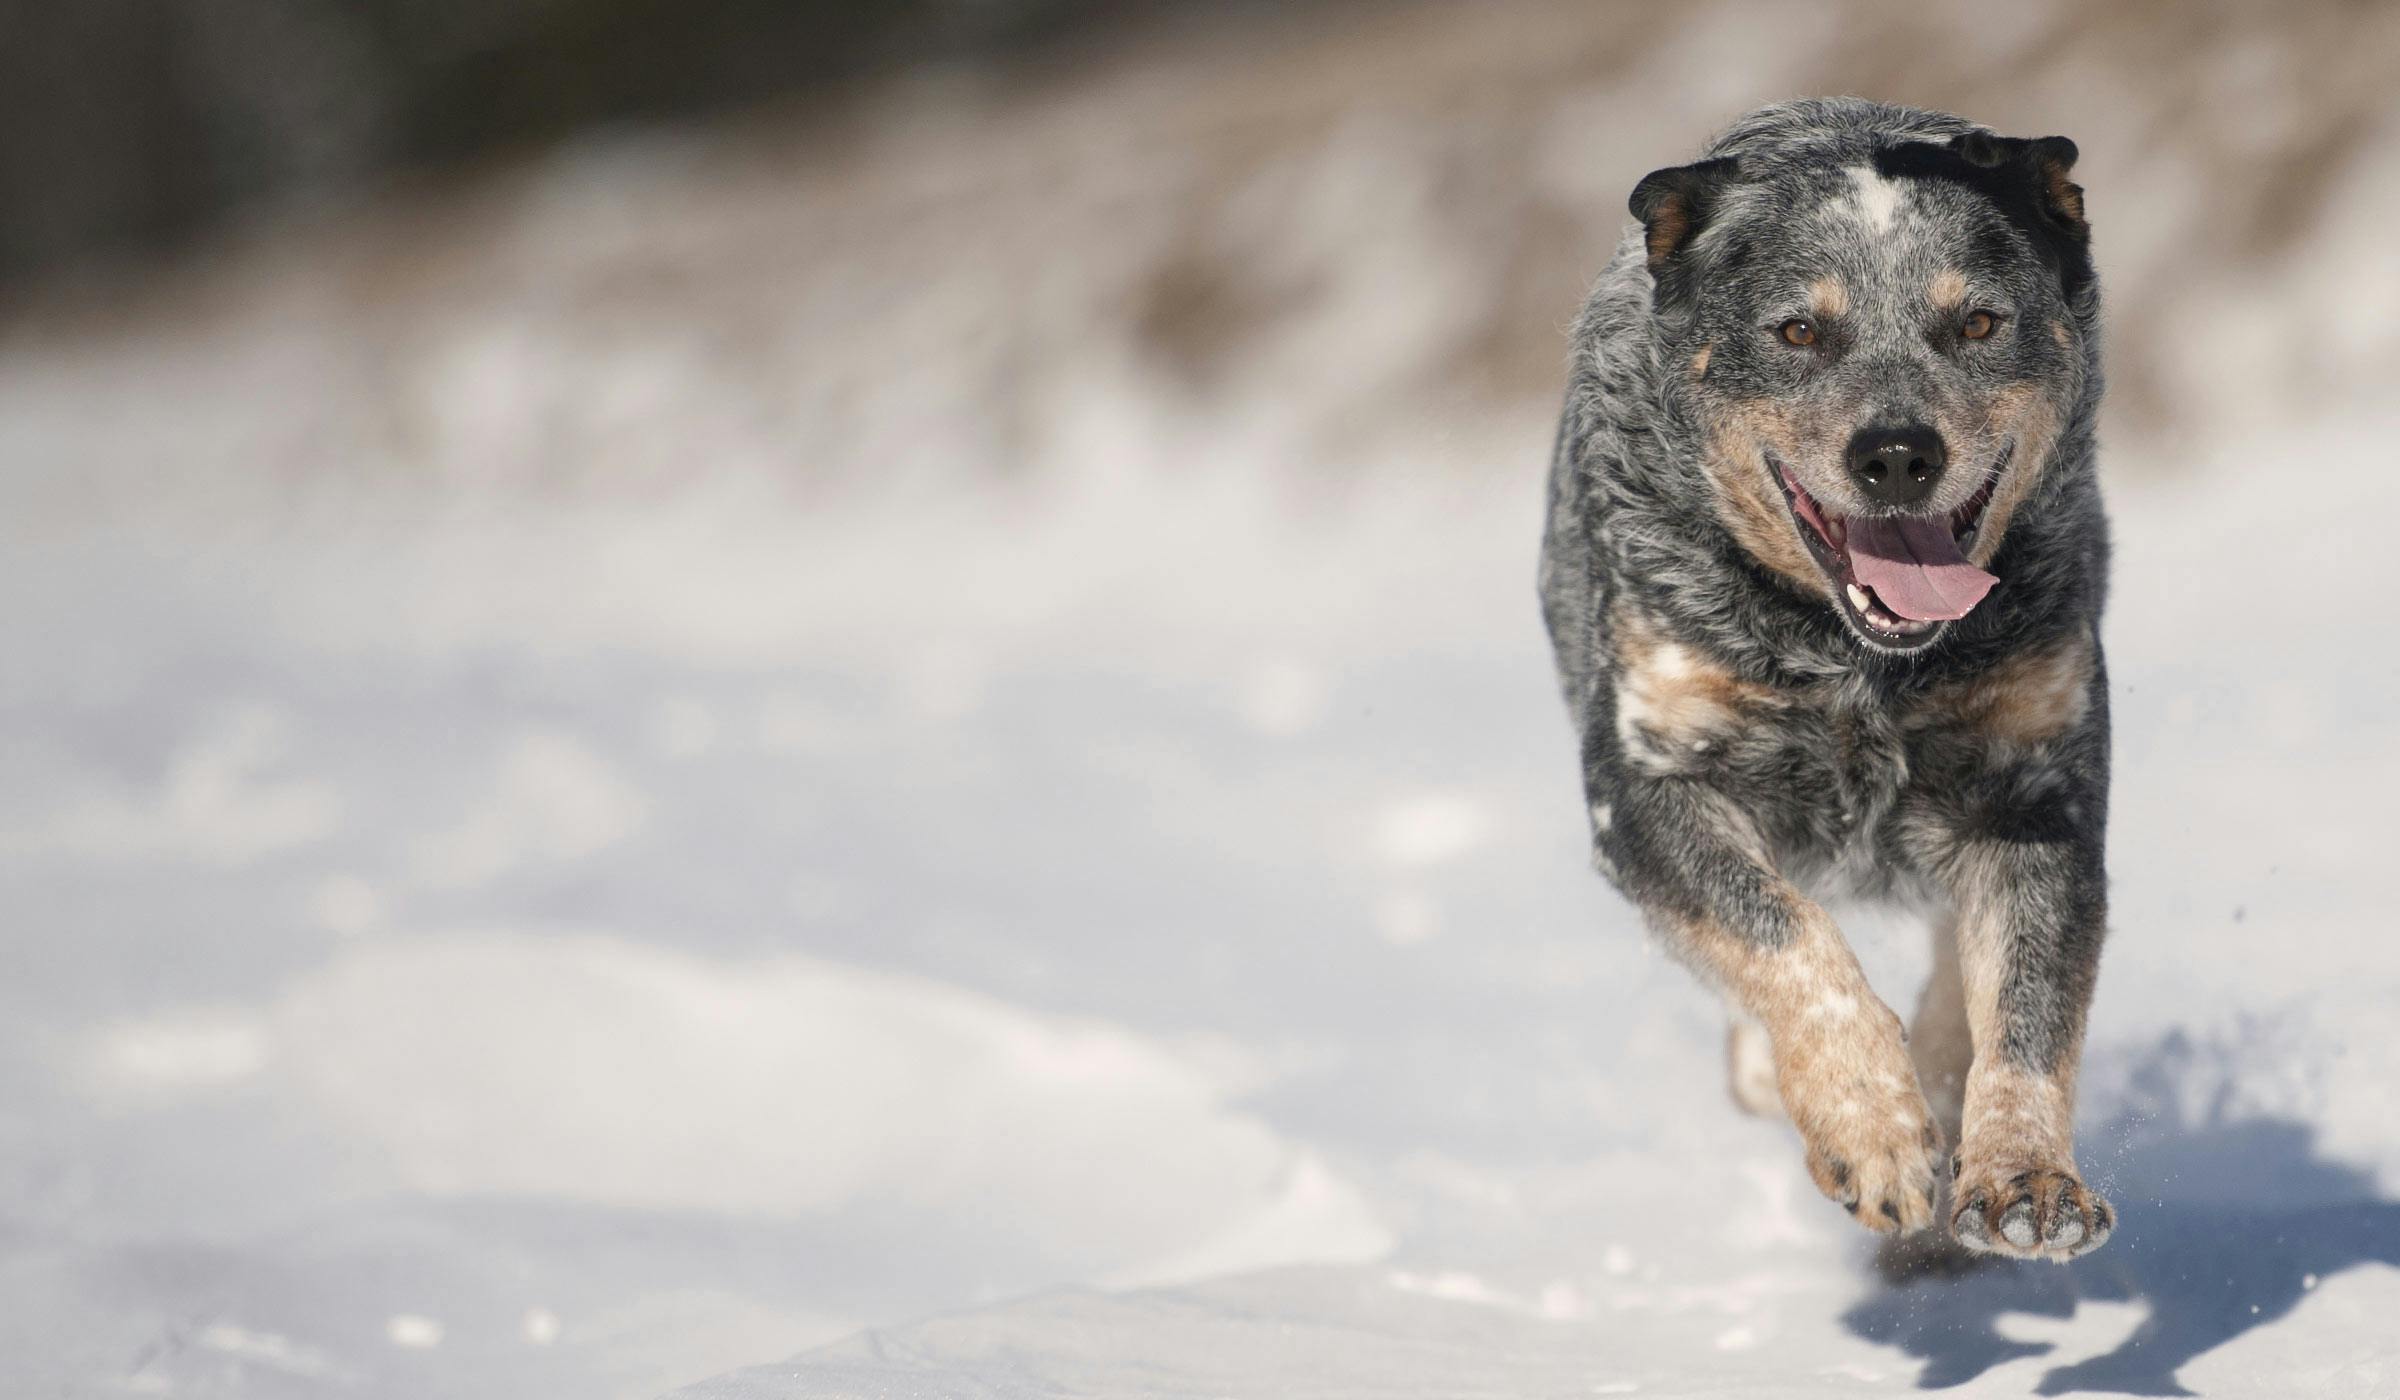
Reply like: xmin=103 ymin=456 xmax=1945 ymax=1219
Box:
xmin=3 ymin=4 xmax=2400 ymax=1398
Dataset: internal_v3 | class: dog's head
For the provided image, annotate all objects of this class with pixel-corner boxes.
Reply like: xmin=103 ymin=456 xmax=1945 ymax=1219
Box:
xmin=1632 ymin=125 xmax=2094 ymax=655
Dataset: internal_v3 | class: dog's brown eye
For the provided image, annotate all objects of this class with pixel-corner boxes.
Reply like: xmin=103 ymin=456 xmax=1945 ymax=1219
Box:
xmin=1778 ymin=318 xmax=1816 ymax=347
xmin=1961 ymin=310 xmax=1998 ymax=340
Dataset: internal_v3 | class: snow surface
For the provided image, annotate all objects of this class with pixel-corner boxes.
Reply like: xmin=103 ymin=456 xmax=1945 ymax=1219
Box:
xmin=4 ymin=4 xmax=2400 ymax=1397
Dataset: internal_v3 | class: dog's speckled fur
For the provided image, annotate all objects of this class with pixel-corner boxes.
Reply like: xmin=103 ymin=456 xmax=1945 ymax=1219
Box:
xmin=1540 ymin=99 xmax=2113 ymax=1260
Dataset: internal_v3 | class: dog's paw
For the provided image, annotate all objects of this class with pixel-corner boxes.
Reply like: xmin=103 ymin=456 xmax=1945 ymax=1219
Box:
xmin=1778 ymin=1013 xmax=1945 ymax=1235
xmin=1800 ymin=1110 xmax=1944 ymax=1235
xmin=1949 ymin=1160 xmax=2113 ymax=1261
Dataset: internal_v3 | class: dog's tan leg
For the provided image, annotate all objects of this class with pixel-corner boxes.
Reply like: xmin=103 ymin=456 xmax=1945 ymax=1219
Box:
xmin=1908 ymin=911 xmax=1974 ymax=1150
xmin=1943 ymin=843 xmax=2113 ymax=1260
xmin=1592 ymin=752 xmax=1941 ymax=1235
xmin=1668 ymin=895 xmax=1944 ymax=1235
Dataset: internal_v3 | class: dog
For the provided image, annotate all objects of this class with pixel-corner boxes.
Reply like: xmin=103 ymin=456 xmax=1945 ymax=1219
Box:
xmin=1539 ymin=98 xmax=2112 ymax=1260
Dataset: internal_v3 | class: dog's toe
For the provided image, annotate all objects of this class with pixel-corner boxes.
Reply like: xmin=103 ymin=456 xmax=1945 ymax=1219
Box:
xmin=2044 ymin=1195 xmax=2087 ymax=1250
xmin=1997 ymin=1195 xmax=2039 ymax=1248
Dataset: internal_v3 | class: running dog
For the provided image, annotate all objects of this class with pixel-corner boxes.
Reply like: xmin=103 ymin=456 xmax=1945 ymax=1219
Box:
xmin=1540 ymin=98 xmax=2112 ymax=1260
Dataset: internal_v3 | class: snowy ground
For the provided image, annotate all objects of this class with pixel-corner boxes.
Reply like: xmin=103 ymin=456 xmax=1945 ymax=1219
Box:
xmin=4 ymin=3 xmax=2400 ymax=1397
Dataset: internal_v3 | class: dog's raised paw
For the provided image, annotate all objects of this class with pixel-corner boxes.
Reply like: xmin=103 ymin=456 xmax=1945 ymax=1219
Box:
xmin=1792 ymin=1089 xmax=1946 ymax=1236
xmin=1776 ymin=1007 xmax=1946 ymax=1236
xmin=1950 ymin=1162 xmax=2111 ymax=1261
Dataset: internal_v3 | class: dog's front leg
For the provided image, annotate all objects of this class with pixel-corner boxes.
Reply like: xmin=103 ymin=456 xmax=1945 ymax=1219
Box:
xmin=1601 ymin=781 xmax=1944 ymax=1235
xmin=1938 ymin=836 xmax=2114 ymax=1260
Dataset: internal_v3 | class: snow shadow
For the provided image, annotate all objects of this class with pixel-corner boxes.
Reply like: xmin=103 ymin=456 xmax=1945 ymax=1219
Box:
xmin=1843 ymin=1033 xmax=2400 ymax=1395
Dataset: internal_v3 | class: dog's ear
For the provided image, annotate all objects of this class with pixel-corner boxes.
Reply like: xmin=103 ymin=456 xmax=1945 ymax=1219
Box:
xmin=1948 ymin=132 xmax=2087 ymax=240
xmin=1628 ymin=156 xmax=1741 ymax=275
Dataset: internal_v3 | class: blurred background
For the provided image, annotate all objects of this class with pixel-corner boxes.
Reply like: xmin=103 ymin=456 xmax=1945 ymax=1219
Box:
xmin=5 ymin=2 xmax=2400 ymax=1397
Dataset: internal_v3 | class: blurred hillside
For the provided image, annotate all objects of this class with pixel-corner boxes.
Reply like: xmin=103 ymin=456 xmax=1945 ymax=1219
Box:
xmin=3 ymin=0 xmax=2397 ymax=528
xmin=0 ymin=0 xmax=1231 ymax=280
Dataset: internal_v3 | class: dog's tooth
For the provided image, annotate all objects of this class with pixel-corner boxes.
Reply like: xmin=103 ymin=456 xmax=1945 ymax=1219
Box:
xmin=1846 ymin=584 xmax=1870 ymax=611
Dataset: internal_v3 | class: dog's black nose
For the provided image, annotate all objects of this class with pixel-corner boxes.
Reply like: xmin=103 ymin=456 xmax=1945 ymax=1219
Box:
xmin=1845 ymin=424 xmax=1948 ymax=509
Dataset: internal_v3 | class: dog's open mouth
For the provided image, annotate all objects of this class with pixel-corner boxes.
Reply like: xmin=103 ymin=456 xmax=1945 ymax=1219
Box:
xmin=1773 ymin=450 xmax=2004 ymax=649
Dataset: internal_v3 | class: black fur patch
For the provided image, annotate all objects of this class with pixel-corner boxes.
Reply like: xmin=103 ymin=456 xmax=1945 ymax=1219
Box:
xmin=1872 ymin=135 xmax=2093 ymax=300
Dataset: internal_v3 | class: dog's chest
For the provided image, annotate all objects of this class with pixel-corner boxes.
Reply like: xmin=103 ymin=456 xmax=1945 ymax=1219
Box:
xmin=1738 ymin=691 xmax=1908 ymax=869
xmin=1611 ymin=651 xmax=1909 ymax=877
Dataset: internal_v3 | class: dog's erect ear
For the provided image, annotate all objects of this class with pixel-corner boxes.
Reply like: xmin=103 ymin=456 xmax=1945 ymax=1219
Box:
xmin=1628 ymin=156 xmax=1740 ymax=275
xmin=1949 ymin=132 xmax=2087 ymax=239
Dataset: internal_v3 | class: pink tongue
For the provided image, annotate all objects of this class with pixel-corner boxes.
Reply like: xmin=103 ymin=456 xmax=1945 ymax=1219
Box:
xmin=1846 ymin=516 xmax=1997 ymax=621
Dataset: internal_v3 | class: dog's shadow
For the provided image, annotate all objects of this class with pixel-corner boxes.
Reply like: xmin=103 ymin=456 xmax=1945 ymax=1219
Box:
xmin=1844 ymin=1032 xmax=2400 ymax=1395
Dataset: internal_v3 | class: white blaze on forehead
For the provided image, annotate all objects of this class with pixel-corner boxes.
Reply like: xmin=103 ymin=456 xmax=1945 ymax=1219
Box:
xmin=1843 ymin=165 xmax=1906 ymax=235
